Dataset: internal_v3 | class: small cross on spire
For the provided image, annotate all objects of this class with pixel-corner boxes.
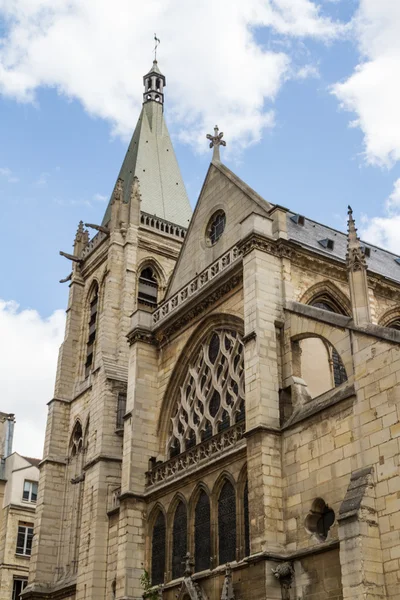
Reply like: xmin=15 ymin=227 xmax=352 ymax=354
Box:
xmin=206 ymin=125 xmax=226 ymax=162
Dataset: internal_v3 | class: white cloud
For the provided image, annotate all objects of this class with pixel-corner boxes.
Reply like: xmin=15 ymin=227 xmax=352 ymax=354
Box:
xmin=0 ymin=0 xmax=346 ymax=153
xmin=93 ymin=193 xmax=107 ymax=202
xmin=0 ymin=300 xmax=65 ymax=457
xmin=34 ymin=171 xmax=50 ymax=186
xmin=0 ymin=166 xmax=19 ymax=183
xmin=359 ymin=177 xmax=400 ymax=254
xmin=332 ymin=1 xmax=400 ymax=167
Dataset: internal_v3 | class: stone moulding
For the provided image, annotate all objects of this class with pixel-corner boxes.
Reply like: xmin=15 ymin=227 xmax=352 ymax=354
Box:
xmin=152 ymin=245 xmax=241 ymax=328
xmin=140 ymin=211 xmax=187 ymax=240
xmin=146 ymin=422 xmax=246 ymax=488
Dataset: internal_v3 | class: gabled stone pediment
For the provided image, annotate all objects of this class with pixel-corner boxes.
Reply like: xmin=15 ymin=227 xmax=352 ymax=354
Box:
xmin=165 ymin=161 xmax=271 ymax=298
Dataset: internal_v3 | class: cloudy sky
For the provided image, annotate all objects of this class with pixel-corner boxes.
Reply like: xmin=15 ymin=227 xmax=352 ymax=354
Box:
xmin=1 ymin=0 xmax=400 ymax=456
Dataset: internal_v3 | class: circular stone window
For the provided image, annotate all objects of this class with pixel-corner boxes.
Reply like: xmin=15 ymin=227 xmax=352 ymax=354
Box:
xmin=304 ymin=498 xmax=335 ymax=541
xmin=207 ymin=210 xmax=226 ymax=245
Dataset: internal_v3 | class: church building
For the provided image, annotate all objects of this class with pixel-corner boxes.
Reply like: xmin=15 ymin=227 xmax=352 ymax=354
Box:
xmin=24 ymin=61 xmax=400 ymax=600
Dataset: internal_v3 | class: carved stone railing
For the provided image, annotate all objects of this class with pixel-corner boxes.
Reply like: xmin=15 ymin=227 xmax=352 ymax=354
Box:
xmin=81 ymin=230 xmax=108 ymax=259
xmin=140 ymin=211 xmax=187 ymax=239
xmin=145 ymin=422 xmax=245 ymax=487
xmin=153 ymin=245 xmax=241 ymax=327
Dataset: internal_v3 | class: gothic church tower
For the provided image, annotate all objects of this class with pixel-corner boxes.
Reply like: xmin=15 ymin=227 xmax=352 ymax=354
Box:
xmin=25 ymin=61 xmax=191 ymax=600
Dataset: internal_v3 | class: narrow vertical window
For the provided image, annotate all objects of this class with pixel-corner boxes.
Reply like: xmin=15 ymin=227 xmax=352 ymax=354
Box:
xmin=12 ymin=578 xmax=28 ymax=599
xmin=116 ymin=392 xmax=127 ymax=430
xmin=244 ymin=481 xmax=250 ymax=557
xmin=218 ymin=481 xmax=236 ymax=565
xmin=172 ymin=501 xmax=187 ymax=579
xmin=332 ymin=349 xmax=347 ymax=387
xmin=194 ymin=491 xmax=211 ymax=572
xmin=151 ymin=511 xmax=166 ymax=585
xmin=85 ymin=284 xmax=99 ymax=378
xmin=138 ymin=267 xmax=158 ymax=308
xmin=16 ymin=522 xmax=34 ymax=555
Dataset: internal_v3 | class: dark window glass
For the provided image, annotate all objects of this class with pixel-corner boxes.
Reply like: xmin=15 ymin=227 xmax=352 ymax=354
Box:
xmin=195 ymin=491 xmax=211 ymax=572
xmin=151 ymin=512 xmax=166 ymax=585
xmin=12 ymin=579 xmax=27 ymax=600
xmin=388 ymin=320 xmax=400 ymax=331
xmin=16 ymin=524 xmax=33 ymax=555
xmin=218 ymin=481 xmax=236 ymax=565
xmin=209 ymin=212 xmax=226 ymax=245
xmin=172 ymin=502 xmax=187 ymax=579
xmin=332 ymin=349 xmax=347 ymax=387
xmin=208 ymin=333 xmax=220 ymax=364
xmin=85 ymin=286 xmax=98 ymax=378
xmin=244 ymin=481 xmax=250 ymax=557
xmin=116 ymin=392 xmax=127 ymax=429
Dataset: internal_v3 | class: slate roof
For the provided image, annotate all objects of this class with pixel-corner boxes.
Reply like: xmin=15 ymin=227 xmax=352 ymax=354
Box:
xmin=102 ymin=99 xmax=192 ymax=228
xmin=23 ymin=456 xmax=41 ymax=468
xmin=287 ymin=211 xmax=400 ymax=284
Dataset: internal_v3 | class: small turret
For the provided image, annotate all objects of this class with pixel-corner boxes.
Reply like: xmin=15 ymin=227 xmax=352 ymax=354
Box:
xmin=74 ymin=221 xmax=89 ymax=256
xmin=143 ymin=61 xmax=166 ymax=108
xmin=346 ymin=206 xmax=371 ymax=326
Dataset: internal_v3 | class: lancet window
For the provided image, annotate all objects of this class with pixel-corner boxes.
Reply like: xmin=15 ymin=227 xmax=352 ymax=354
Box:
xmin=244 ymin=481 xmax=250 ymax=557
xmin=151 ymin=511 xmax=166 ymax=585
xmin=167 ymin=329 xmax=245 ymax=458
xmin=194 ymin=491 xmax=211 ymax=572
xmin=85 ymin=283 xmax=98 ymax=378
xmin=172 ymin=501 xmax=187 ymax=579
xmin=138 ymin=267 xmax=158 ymax=308
xmin=218 ymin=480 xmax=236 ymax=565
xmin=310 ymin=299 xmax=348 ymax=387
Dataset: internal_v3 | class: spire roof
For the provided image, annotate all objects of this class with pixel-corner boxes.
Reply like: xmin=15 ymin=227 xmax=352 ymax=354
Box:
xmin=102 ymin=62 xmax=192 ymax=228
xmin=346 ymin=205 xmax=367 ymax=271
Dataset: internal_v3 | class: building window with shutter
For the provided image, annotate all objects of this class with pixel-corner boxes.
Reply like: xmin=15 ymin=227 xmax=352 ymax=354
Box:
xmin=138 ymin=267 xmax=158 ymax=309
xmin=22 ymin=480 xmax=38 ymax=503
xmin=151 ymin=511 xmax=166 ymax=585
xmin=85 ymin=284 xmax=99 ymax=378
xmin=218 ymin=481 xmax=236 ymax=565
xmin=16 ymin=522 xmax=34 ymax=556
xmin=194 ymin=490 xmax=211 ymax=573
xmin=172 ymin=501 xmax=187 ymax=579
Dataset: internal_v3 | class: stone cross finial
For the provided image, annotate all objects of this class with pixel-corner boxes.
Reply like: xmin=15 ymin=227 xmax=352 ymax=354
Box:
xmin=346 ymin=205 xmax=367 ymax=272
xmin=206 ymin=125 xmax=226 ymax=162
xmin=182 ymin=552 xmax=194 ymax=577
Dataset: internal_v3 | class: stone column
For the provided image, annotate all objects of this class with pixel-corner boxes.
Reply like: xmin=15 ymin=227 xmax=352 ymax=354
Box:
xmin=239 ymin=213 xmax=285 ymax=554
xmin=116 ymin=310 xmax=159 ymax=599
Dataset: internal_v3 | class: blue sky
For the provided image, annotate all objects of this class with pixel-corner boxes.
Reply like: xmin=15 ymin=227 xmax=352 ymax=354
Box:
xmin=1 ymin=0 xmax=400 ymax=455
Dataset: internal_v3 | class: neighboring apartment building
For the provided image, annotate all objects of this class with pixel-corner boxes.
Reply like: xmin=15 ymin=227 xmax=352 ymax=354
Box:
xmin=0 ymin=414 xmax=39 ymax=600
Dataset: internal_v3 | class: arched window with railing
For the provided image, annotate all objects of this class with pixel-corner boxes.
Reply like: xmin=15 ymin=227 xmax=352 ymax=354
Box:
xmin=172 ymin=501 xmax=187 ymax=579
xmin=194 ymin=490 xmax=211 ymax=572
xmin=151 ymin=510 xmax=166 ymax=585
xmin=218 ymin=480 xmax=236 ymax=565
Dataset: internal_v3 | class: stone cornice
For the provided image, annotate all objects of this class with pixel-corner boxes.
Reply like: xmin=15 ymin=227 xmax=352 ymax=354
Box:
xmin=127 ymin=327 xmax=158 ymax=346
xmin=83 ymin=454 xmax=122 ymax=471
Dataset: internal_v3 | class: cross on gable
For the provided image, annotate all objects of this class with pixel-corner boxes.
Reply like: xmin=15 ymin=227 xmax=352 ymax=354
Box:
xmin=206 ymin=125 xmax=226 ymax=162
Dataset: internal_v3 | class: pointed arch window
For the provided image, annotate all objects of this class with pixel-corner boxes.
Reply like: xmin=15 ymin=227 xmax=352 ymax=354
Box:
xmin=151 ymin=511 xmax=166 ymax=585
xmin=218 ymin=481 xmax=236 ymax=565
xmin=244 ymin=481 xmax=250 ymax=557
xmin=138 ymin=267 xmax=158 ymax=308
xmin=167 ymin=329 xmax=245 ymax=457
xmin=194 ymin=491 xmax=211 ymax=573
xmin=310 ymin=299 xmax=348 ymax=387
xmin=85 ymin=284 xmax=99 ymax=378
xmin=172 ymin=501 xmax=187 ymax=579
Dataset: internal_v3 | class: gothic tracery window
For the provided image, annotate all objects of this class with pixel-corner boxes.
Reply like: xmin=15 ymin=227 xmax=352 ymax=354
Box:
xmin=218 ymin=480 xmax=236 ymax=565
xmin=167 ymin=329 xmax=245 ymax=457
xmin=194 ymin=491 xmax=211 ymax=573
xmin=207 ymin=211 xmax=226 ymax=245
xmin=172 ymin=501 xmax=187 ymax=579
xmin=151 ymin=511 xmax=166 ymax=585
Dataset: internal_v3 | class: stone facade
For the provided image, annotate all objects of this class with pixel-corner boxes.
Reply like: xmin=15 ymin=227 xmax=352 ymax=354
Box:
xmin=0 ymin=453 xmax=39 ymax=600
xmin=25 ymin=64 xmax=400 ymax=600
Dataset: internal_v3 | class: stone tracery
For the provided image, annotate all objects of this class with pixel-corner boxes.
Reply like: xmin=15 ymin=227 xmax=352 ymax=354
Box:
xmin=167 ymin=329 xmax=245 ymax=457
